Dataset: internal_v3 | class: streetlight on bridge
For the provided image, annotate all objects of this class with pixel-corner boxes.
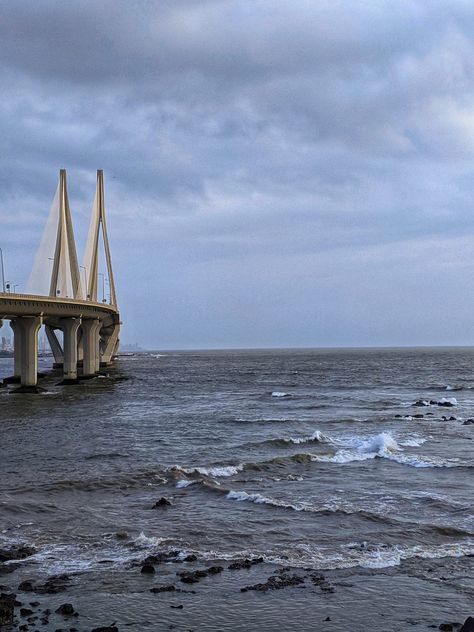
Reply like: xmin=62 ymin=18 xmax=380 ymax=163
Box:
xmin=0 ymin=247 xmax=6 ymax=293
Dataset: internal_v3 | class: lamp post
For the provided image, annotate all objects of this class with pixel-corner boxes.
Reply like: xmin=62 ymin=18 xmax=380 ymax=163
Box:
xmin=98 ymin=273 xmax=106 ymax=303
xmin=80 ymin=266 xmax=89 ymax=299
xmin=0 ymin=247 xmax=5 ymax=293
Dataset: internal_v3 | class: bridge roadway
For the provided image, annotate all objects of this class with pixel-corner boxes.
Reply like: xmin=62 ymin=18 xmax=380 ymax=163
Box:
xmin=0 ymin=292 xmax=120 ymax=391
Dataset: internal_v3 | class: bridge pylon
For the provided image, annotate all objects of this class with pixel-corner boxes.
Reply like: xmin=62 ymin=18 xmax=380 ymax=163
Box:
xmin=83 ymin=170 xmax=117 ymax=306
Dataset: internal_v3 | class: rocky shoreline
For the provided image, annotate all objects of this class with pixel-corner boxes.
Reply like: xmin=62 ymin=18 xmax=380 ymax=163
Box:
xmin=1 ymin=543 xmax=473 ymax=631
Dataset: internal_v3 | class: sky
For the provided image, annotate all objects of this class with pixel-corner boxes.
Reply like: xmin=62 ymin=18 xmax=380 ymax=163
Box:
xmin=2 ymin=0 xmax=474 ymax=348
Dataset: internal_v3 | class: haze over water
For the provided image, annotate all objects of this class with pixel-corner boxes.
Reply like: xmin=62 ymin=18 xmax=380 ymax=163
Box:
xmin=0 ymin=348 xmax=473 ymax=630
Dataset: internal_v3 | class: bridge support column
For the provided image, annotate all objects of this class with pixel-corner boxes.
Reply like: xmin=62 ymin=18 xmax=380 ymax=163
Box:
xmin=60 ymin=317 xmax=81 ymax=383
xmin=82 ymin=318 xmax=101 ymax=377
xmin=10 ymin=316 xmax=43 ymax=392
xmin=10 ymin=319 xmax=23 ymax=381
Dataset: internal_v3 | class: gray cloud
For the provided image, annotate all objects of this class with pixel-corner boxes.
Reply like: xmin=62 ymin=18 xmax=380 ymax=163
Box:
xmin=2 ymin=0 xmax=474 ymax=347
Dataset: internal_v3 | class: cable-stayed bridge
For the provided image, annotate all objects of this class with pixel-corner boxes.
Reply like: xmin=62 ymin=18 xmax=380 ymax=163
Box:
xmin=0 ymin=170 xmax=120 ymax=392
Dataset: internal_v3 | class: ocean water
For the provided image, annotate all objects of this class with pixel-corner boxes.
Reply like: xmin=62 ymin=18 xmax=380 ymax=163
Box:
xmin=0 ymin=348 xmax=473 ymax=631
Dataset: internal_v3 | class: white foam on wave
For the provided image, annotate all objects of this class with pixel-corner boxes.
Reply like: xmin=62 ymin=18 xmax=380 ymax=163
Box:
xmin=283 ymin=430 xmax=328 ymax=444
xmin=176 ymin=479 xmax=197 ymax=488
xmin=226 ymin=489 xmax=309 ymax=511
xmin=171 ymin=463 xmax=244 ymax=478
xmin=313 ymin=432 xmax=458 ymax=468
xmin=182 ymin=539 xmax=474 ymax=572
xmin=271 ymin=391 xmax=290 ymax=397
xmin=438 ymin=397 xmax=458 ymax=405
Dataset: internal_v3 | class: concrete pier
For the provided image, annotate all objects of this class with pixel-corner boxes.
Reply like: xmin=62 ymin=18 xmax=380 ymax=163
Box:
xmin=10 ymin=316 xmax=43 ymax=391
xmin=82 ymin=318 xmax=101 ymax=377
xmin=61 ymin=317 xmax=81 ymax=382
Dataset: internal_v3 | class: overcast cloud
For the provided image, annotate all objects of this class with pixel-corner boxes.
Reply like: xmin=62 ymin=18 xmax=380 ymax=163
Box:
xmin=2 ymin=0 xmax=474 ymax=348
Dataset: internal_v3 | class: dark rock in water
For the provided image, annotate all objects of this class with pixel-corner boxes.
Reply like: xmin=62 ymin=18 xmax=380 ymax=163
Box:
xmin=438 ymin=401 xmax=454 ymax=407
xmin=55 ymin=603 xmax=75 ymax=616
xmin=228 ymin=557 xmax=264 ymax=570
xmin=141 ymin=564 xmax=155 ymax=574
xmin=309 ymin=573 xmax=326 ymax=585
xmin=449 ymin=416 xmax=457 ymax=421
xmin=115 ymin=532 xmax=129 ymax=540
xmin=413 ymin=414 xmax=424 ymax=418
xmin=464 ymin=419 xmax=474 ymax=425
xmin=0 ymin=545 xmax=35 ymax=562
xmin=184 ymin=554 xmax=197 ymax=562
xmin=0 ymin=592 xmax=15 ymax=626
xmin=170 ymin=604 xmax=183 ymax=609
xmin=153 ymin=497 xmax=172 ymax=508
xmin=206 ymin=566 xmax=224 ymax=574
xmin=91 ymin=625 xmax=118 ymax=632
xmin=460 ymin=617 xmax=474 ymax=632
xmin=150 ymin=585 xmax=176 ymax=593
xmin=20 ymin=607 xmax=33 ymax=616
xmin=325 ymin=617 xmax=331 ymax=621
xmin=18 ymin=580 xmax=34 ymax=592
xmin=439 ymin=625 xmax=454 ymax=631
xmin=414 ymin=399 xmax=429 ymax=407
xmin=241 ymin=573 xmax=305 ymax=593
xmin=394 ymin=414 xmax=402 ymax=418
xmin=177 ymin=566 xmax=222 ymax=583
xmin=35 ymin=574 xmax=70 ymax=594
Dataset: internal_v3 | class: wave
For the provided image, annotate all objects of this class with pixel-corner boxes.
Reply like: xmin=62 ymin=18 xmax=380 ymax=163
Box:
xmin=271 ymin=391 xmax=290 ymax=398
xmin=312 ymin=432 xmax=464 ymax=469
xmin=170 ymin=464 xmax=244 ymax=479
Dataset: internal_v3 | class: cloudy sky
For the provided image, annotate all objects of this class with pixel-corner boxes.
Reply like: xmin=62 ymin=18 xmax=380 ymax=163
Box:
xmin=2 ymin=0 xmax=474 ymax=348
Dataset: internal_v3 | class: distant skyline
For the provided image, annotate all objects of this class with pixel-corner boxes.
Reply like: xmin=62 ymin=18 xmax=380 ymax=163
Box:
xmin=3 ymin=1 xmax=474 ymax=349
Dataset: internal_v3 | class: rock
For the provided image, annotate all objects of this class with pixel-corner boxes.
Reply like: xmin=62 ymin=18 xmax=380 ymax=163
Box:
xmin=35 ymin=574 xmax=70 ymax=594
xmin=177 ymin=566 xmax=222 ymax=584
xmin=241 ymin=573 xmax=305 ymax=593
xmin=153 ymin=497 xmax=172 ymax=508
xmin=439 ymin=625 xmax=454 ymax=631
xmin=449 ymin=416 xmax=457 ymax=421
xmin=170 ymin=604 xmax=183 ymax=609
xmin=150 ymin=585 xmax=176 ymax=593
xmin=413 ymin=414 xmax=424 ymax=418
xmin=206 ymin=566 xmax=223 ymax=574
xmin=414 ymin=399 xmax=429 ymax=407
xmin=141 ymin=564 xmax=155 ymax=574
xmin=18 ymin=580 xmax=34 ymax=592
xmin=463 ymin=419 xmax=474 ymax=425
xmin=0 ymin=592 xmax=15 ymax=626
xmin=0 ymin=546 xmax=35 ymax=563
xmin=438 ymin=401 xmax=454 ymax=407
xmin=228 ymin=557 xmax=264 ymax=570
xmin=115 ymin=532 xmax=129 ymax=540
xmin=325 ymin=617 xmax=331 ymax=621
xmin=184 ymin=554 xmax=197 ymax=562
xmin=394 ymin=414 xmax=402 ymax=418
xmin=20 ymin=607 xmax=33 ymax=616
xmin=55 ymin=603 xmax=75 ymax=616
xmin=90 ymin=624 xmax=118 ymax=632
xmin=460 ymin=617 xmax=474 ymax=632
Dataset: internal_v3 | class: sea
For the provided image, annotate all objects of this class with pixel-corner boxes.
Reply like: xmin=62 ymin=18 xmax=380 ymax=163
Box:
xmin=0 ymin=348 xmax=473 ymax=631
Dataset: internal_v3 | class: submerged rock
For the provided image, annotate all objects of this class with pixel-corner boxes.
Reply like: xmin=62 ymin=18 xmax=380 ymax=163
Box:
xmin=55 ymin=603 xmax=75 ymax=616
xmin=150 ymin=585 xmax=176 ymax=593
xmin=141 ymin=563 xmax=155 ymax=574
xmin=228 ymin=557 xmax=264 ymax=570
xmin=0 ymin=546 xmax=35 ymax=562
xmin=241 ymin=573 xmax=305 ymax=592
xmin=153 ymin=497 xmax=172 ymax=508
